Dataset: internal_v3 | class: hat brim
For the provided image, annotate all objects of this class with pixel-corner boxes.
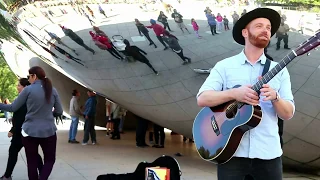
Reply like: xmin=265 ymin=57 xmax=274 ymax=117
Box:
xmin=232 ymin=8 xmax=281 ymax=45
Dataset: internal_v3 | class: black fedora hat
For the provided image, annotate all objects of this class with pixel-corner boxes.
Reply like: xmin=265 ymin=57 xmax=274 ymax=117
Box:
xmin=232 ymin=8 xmax=281 ymax=45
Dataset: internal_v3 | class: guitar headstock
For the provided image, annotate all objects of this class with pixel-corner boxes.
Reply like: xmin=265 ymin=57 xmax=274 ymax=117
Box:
xmin=294 ymin=32 xmax=320 ymax=56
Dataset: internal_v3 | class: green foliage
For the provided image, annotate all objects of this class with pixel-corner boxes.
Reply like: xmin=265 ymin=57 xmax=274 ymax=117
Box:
xmin=0 ymin=53 xmax=18 ymax=102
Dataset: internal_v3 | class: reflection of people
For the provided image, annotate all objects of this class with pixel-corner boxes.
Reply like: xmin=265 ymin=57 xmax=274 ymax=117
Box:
xmin=276 ymin=19 xmax=290 ymax=50
xmin=146 ymin=19 xmax=168 ymax=50
xmin=171 ymin=9 xmax=190 ymax=33
xmin=123 ymin=39 xmax=158 ymax=75
xmin=44 ymin=29 xmax=77 ymax=55
xmin=197 ymin=8 xmax=294 ymax=180
xmin=47 ymin=41 xmax=85 ymax=66
xmin=157 ymin=11 xmax=172 ymax=31
xmin=135 ymin=19 xmax=157 ymax=48
xmin=59 ymin=25 xmax=95 ymax=54
xmin=162 ymin=30 xmax=191 ymax=65
xmin=89 ymin=31 xmax=124 ymax=60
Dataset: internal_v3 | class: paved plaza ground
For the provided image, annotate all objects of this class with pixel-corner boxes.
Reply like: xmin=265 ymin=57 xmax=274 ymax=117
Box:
xmin=0 ymin=119 xmax=319 ymax=180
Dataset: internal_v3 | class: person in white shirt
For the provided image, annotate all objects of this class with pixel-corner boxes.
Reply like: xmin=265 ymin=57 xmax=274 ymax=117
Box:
xmin=68 ymin=89 xmax=82 ymax=143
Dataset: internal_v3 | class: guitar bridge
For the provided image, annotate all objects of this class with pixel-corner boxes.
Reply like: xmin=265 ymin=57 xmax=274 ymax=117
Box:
xmin=211 ymin=115 xmax=220 ymax=136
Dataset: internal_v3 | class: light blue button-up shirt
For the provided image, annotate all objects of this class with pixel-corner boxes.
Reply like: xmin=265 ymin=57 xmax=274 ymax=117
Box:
xmin=197 ymin=50 xmax=295 ymax=160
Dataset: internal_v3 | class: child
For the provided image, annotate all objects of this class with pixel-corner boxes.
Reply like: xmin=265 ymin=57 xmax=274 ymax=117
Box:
xmin=223 ymin=15 xmax=230 ymax=31
xmin=191 ymin=18 xmax=201 ymax=38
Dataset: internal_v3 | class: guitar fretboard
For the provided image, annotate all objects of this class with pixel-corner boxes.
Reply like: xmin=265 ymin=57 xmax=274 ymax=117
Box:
xmin=236 ymin=50 xmax=297 ymax=108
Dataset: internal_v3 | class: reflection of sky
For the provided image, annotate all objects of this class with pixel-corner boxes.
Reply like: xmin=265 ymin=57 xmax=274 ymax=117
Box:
xmin=193 ymin=107 xmax=225 ymax=156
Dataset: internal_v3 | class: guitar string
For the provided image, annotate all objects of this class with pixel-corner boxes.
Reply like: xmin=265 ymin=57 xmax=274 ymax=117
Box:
xmin=215 ymin=54 xmax=291 ymax=120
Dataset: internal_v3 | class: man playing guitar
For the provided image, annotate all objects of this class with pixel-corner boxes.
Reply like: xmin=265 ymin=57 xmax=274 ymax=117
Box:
xmin=196 ymin=8 xmax=295 ymax=180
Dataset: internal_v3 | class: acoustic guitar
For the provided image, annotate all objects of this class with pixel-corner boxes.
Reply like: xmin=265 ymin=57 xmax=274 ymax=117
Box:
xmin=192 ymin=32 xmax=320 ymax=164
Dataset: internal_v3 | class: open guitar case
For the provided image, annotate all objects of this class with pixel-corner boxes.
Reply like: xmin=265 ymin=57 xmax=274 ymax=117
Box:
xmin=96 ymin=155 xmax=182 ymax=180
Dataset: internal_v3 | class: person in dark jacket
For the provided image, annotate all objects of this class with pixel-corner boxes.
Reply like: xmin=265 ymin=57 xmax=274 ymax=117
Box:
xmin=123 ymin=39 xmax=158 ymax=75
xmin=82 ymin=90 xmax=98 ymax=145
xmin=157 ymin=11 xmax=172 ymax=31
xmin=135 ymin=19 xmax=157 ymax=48
xmin=162 ymin=30 xmax=191 ymax=65
xmin=58 ymin=24 xmax=95 ymax=54
xmin=47 ymin=41 xmax=85 ymax=66
xmin=0 ymin=78 xmax=43 ymax=180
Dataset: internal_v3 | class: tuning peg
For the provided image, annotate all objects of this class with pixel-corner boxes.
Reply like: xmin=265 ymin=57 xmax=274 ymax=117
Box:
xmin=315 ymin=48 xmax=318 ymax=51
xmin=307 ymin=52 xmax=311 ymax=56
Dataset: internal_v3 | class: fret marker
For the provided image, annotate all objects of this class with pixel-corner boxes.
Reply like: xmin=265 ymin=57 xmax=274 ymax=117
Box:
xmin=292 ymin=50 xmax=297 ymax=56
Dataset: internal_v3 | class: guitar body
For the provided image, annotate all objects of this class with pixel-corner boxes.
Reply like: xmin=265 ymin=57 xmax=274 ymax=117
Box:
xmin=192 ymin=100 xmax=262 ymax=164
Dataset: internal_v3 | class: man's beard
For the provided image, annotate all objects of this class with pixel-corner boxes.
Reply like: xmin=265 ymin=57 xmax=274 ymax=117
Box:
xmin=248 ymin=30 xmax=270 ymax=48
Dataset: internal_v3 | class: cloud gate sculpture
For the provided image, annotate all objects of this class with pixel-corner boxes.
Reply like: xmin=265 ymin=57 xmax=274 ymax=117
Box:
xmin=2 ymin=2 xmax=320 ymax=173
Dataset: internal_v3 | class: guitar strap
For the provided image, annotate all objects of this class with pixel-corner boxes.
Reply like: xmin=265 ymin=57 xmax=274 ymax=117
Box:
xmin=262 ymin=58 xmax=271 ymax=77
xmin=258 ymin=58 xmax=271 ymax=96
xmin=261 ymin=59 xmax=284 ymax=147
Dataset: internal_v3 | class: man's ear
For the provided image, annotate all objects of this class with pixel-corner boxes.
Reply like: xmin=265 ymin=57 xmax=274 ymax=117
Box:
xmin=242 ymin=28 xmax=248 ymax=38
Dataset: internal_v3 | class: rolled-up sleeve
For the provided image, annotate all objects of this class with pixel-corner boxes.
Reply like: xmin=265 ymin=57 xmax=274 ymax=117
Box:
xmin=197 ymin=62 xmax=224 ymax=98
xmin=279 ymin=67 xmax=295 ymax=118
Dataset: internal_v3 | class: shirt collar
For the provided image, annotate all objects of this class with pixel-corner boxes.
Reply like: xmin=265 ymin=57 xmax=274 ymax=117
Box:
xmin=239 ymin=49 xmax=267 ymax=65
xmin=33 ymin=80 xmax=41 ymax=84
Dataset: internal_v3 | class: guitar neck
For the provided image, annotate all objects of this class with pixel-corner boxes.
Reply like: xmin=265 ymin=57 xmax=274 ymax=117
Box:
xmin=236 ymin=50 xmax=297 ymax=108
xmin=252 ymin=51 xmax=297 ymax=93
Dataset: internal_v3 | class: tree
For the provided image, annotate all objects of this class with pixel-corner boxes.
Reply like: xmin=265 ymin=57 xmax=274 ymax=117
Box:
xmin=0 ymin=52 xmax=18 ymax=102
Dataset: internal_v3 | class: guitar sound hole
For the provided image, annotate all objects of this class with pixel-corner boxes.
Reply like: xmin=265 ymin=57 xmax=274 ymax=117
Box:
xmin=225 ymin=104 xmax=238 ymax=119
